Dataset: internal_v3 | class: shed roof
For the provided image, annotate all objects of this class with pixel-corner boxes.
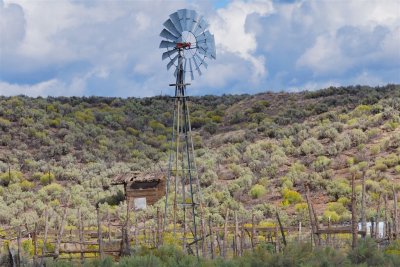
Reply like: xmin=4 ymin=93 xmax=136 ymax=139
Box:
xmin=111 ymin=171 xmax=164 ymax=185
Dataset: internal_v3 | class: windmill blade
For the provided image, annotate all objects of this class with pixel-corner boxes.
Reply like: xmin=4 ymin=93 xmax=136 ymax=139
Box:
xmin=198 ymin=46 xmax=213 ymax=59
xmin=159 ymin=40 xmax=177 ymax=49
xmin=195 ymin=53 xmax=207 ymax=69
xmin=187 ymin=10 xmax=199 ymax=32
xmin=163 ymin=19 xmax=181 ymax=37
xmin=209 ymin=36 xmax=216 ymax=59
xmin=189 ymin=58 xmax=194 ymax=80
xmin=177 ymin=9 xmax=187 ymax=31
xmin=193 ymin=16 xmax=209 ymax=36
xmin=183 ymin=58 xmax=187 ymax=73
xmin=167 ymin=54 xmax=179 ymax=70
xmin=169 ymin=11 xmax=183 ymax=33
xmin=196 ymin=30 xmax=212 ymax=43
xmin=192 ymin=55 xmax=202 ymax=76
xmin=160 ymin=29 xmax=178 ymax=41
xmin=162 ymin=49 xmax=178 ymax=60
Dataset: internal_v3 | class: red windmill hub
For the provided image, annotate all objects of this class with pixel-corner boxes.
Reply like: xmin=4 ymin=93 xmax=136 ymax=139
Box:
xmin=176 ymin=42 xmax=191 ymax=49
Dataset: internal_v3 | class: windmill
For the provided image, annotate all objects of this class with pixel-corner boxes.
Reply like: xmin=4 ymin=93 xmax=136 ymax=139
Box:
xmin=159 ymin=9 xmax=216 ymax=257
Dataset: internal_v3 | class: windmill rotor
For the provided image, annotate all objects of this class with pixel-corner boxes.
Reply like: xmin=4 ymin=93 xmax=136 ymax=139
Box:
xmin=159 ymin=9 xmax=216 ymax=81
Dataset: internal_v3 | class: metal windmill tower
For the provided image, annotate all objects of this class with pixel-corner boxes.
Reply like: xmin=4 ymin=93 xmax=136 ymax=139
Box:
xmin=159 ymin=9 xmax=216 ymax=256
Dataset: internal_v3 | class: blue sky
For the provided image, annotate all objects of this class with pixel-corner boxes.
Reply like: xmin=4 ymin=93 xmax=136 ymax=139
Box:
xmin=0 ymin=0 xmax=399 ymax=97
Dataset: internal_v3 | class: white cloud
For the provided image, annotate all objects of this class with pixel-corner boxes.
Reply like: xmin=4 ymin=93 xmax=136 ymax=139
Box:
xmin=0 ymin=0 xmax=25 ymax=51
xmin=0 ymin=78 xmax=83 ymax=97
xmin=0 ymin=0 xmax=399 ymax=97
xmin=210 ymin=0 xmax=273 ymax=80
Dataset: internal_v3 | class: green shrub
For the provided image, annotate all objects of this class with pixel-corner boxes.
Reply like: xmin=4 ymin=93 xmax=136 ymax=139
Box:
xmin=40 ymin=173 xmax=55 ymax=185
xmin=322 ymin=210 xmax=340 ymax=223
xmin=312 ymin=156 xmax=332 ymax=172
xmin=300 ymin=138 xmax=324 ymax=155
xmin=395 ymin=165 xmax=400 ymax=174
xmin=118 ymin=254 xmax=162 ymax=267
xmin=20 ymin=180 xmax=34 ymax=191
xmin=348 ymin=238 xmax=386 ymax=266
xmin=0 ymin=170 xmax=23 ymax=186
xmin=249 ymin=184 xmax=267 ymax=199
xmin=326 ymin=202 xmax=347 ymax=215
xmin=282 ymin=188 xmax=303 ymax=205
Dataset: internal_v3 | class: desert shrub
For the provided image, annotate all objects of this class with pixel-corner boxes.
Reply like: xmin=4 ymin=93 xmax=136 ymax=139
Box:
xmin=326 ymin=202 xmax=348 ymax=215
xmin=312 ymin=156 xmax=332 ymax=172
xmin=204 ymin=121 xmax=218 ymax=134
xmin=0 ymin=170 xmax=23 ymax=186
xmin=395 ymin=165 xmax=400 ymax=174
xmin=370 ymin=144 xmax=381 ymax=155
xmin=20 ymin=180 xmax=34 ymax=191
xmin=39 ymin=183 xmax=64 ymax=199
xmin=382 ymin=153 xmax=400 ymax=168
xmin=40 ymin=173 xmax=55 ymax=185
xmin=348 ymin=129 xmax=367 ymax=146
xmin=322 ymin=210 xmax=340 ymax=223
xmin=200 ymin=169 xmax=218 ymax=187
xmin=282 ymin=188 xmax=303 ymax=205
xmin=337 ymin=197 xmax=350 ymax=206
xmin=249 ymin=184 xmax=267 ymax=199
xmin=348 ymin=238 xmax=386 ymax=266
xmin=118 ymin=254 xmax=162 ymax=267
xmin=326 ymin=179 xmax=351 ymax=200
xmin=300 ymin=138 xmax=324 ymax=155
xmin=0 ymin=117 xmax=11 ymax=130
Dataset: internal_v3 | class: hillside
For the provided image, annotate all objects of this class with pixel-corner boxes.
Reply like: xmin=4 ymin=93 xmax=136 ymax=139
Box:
xmin=0 ymin=84 xmax=399 ymax=228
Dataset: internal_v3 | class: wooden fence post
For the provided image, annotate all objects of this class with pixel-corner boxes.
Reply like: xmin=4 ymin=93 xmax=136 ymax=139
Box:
xmin=298 ymin=221 xmax=302 ymax=242
xmin=385 ymin=194 xmax=388 ymax=238
xmin=351 ymin=173 xmax=358 ymax=249
xmin=274 ymin=225 xmax=280 ymax=253
xmin=54 ymin=195 xmax=70 ymax=259
xmin=393 ymin=185 xmax=398 ymax=240
xmin=209 ymin=216 xmax=214 ymax=259
xmin=375 ymin=193 xmax=381 ymax=239
xmin=17 ymin=227 xmax=21 ymax=267
xmin=33 ymin=223 xmax=38 ymax=266
xmin=156 ymin=207 xmax=161 ymax=247
xmin=305 ymin=184 xmax=319 ymax=247
xmin=78 ymin=208 xmax=84 ymax=263
xmin=276 ymin=210 xmax=287 ymax=247
xmin=97 ymin=207 xmax=104 ymax=260
xmin=234 ymin=211 xmax=240 ymax=256
xmin=40 ymin=208 xmax=50 ymax=267
xmin=251 ymin=212 xmax=256 ymax=250
xmin=223 ymin=208 xmax=229 ymax=259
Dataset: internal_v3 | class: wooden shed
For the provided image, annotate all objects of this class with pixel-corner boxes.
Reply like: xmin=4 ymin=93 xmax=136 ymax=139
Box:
xmin=111 ymin=171 xmax=165 ymax=210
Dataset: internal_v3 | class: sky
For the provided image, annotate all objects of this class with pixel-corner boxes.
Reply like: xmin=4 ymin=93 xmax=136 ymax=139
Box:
xmin=0 ymin=0 xmax=399 ymax=97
